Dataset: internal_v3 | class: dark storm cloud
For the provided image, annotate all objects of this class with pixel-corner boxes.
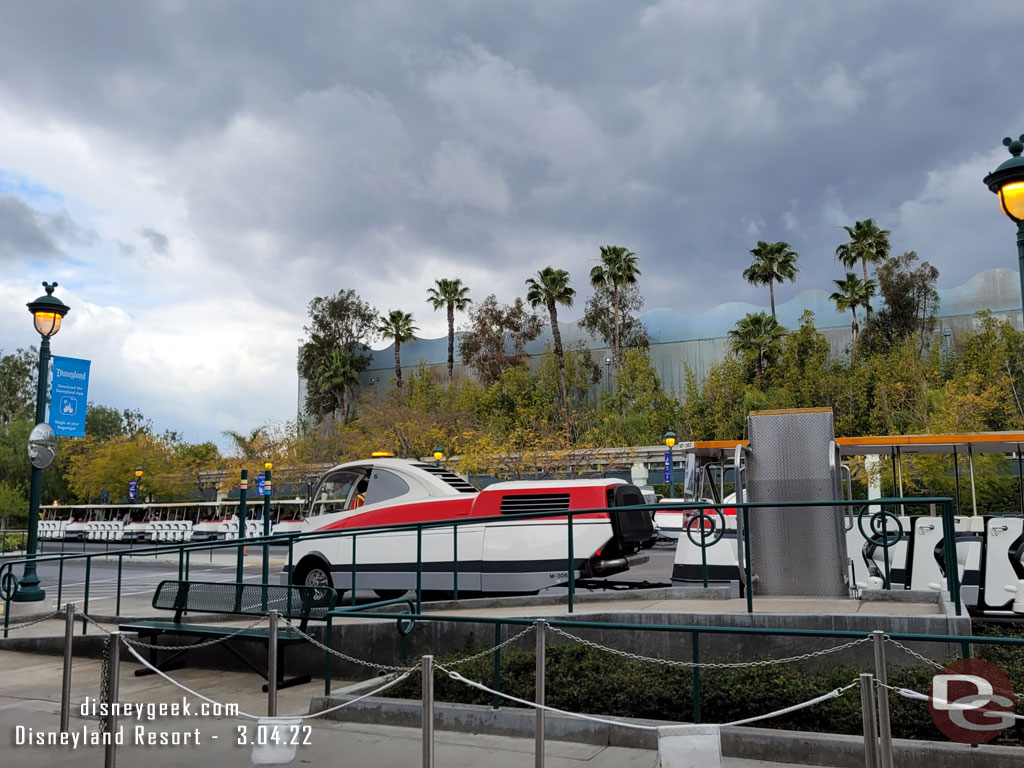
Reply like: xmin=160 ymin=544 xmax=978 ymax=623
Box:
xmin=0 ymin=194 xmax=96 ymax=261
xmin=0 ymin=1 xmax=1020 ymax=314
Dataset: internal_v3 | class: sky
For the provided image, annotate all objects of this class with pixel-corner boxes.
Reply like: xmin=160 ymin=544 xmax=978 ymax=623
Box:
xmin=0 ymin=1 xmax=1022 ymax=450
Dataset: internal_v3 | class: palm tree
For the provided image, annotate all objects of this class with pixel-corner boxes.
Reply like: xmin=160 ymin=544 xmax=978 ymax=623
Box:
xmin=377 ymin=310 xmax=418 ymax=388
xmin=829 ymin=272 xmax=876 ymax=353
xmin=742 ymin=241 xmax=799 ymax=319
xmin=426 ymin=279 xmax=472 ymax=381
xmin=525 ymin=267 xmax=576 ymax=412
xmin=835 ymin=219 xmax=891 ymax=284
xmin=727 ymin=312 xmax=786 ymax=386
xmin=590 ymin=245 xmax=640 ymax=366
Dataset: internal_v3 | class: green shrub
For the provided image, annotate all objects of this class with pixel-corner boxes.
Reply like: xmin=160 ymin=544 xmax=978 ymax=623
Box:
xmin=386 ymin=640 xmax=1023 ymax=745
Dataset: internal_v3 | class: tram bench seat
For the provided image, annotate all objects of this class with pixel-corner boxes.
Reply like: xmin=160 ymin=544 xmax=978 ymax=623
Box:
xmin=119 ymin=580 xmax=336 ymax=691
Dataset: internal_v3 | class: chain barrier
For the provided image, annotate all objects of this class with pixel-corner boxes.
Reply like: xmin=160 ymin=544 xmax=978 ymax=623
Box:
xmin=884 ymin=635 xmax=1024 ymax=701
xmin=439 ymin=664 xmax=859 ymax=730
xmin=0 ymin=609 xmax=61 ymax=633
xmin=76 ymin=609 xmax=267 ymax=651
xmin=444 ymin=624 xmax=536 ymax=668
xmin=98 ymin=634 xmax=112 ymax=732
xmin=547 ymin=625 xmax=873 ymax=669
xmin=279 ymin=617 xmax=415 ymax=672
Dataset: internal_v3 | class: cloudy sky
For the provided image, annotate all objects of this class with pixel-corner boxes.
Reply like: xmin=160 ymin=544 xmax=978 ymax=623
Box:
xmin=0 ymin=1 xmax=1022 ymax=449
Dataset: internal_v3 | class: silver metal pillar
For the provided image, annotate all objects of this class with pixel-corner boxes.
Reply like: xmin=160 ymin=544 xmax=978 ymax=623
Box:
xmin=872 ymin=632 xmax=893 ymax=768
xmin=104 ymin=631 xmax=121 ymax=768
xmin=422 ymin=654 xmax=434 ymax=768
xmin=859 ymin=672 xmax=879 ymax=768
xmin=535 ymin=619 xmax=546 ymax=768
xmin=60 ymin=602 xmax=74 ymax=731
xmin=268 ymin=610 xmax=278 ymax=717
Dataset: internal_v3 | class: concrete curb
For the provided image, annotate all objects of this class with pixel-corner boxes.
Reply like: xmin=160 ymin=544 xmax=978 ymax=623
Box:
xmin=308 ymin=695 xmax=1024 ymax=767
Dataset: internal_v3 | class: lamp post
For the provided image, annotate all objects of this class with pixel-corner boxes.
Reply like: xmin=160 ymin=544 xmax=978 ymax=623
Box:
xmin=135 ymin=466 xmax=143 ymax=503
xmin=983 ymin=134 xmax=1024 ymax=317
xmin=16 ymin=282 xmax=70 ymax=602
xmin=432 ymin=445 xmax=444 ymax=467
xmin=663 ymin=429 xmax=677 ymax=500
xmin=262 ymin=462 xmax=272 ymax=587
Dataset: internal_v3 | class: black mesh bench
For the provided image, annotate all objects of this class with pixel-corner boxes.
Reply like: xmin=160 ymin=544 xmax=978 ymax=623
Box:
xmin=119 ymin=580 xmax=336 ymax=691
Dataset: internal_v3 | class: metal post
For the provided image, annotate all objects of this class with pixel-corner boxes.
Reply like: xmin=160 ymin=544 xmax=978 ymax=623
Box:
xmin=60 ymin=602 xmax=75 ymax=731
xmin=104 ymin=631 xmax=121 ymax=768
xmin=268 ymin=610 xmax=278 ymax=716
xmin=940 ymin=500 xmax=963 ymax=616
xmin=14 ymin=336 xmax=50 ymax=602
xmin=236 ymin=470 xmax=248 ymax=584
xmin=324 ymin=615 xmax=333 ymax=696
xmin=668 ymin=444 xmax=674 ymax=499
xmin=1016 ymin=444 xmax=1023 ymax=516
xmin=952 ymin=447 xmax=961 ymax=515
xmin=492 ymin=622 xmax=502 ymax=710
xmin=422 ymin=654 xmax=434 ymax=768
xmin=742 ymin=505 xmax=753 ymax=613
xmin=535 ymin=619 xmax=546 ymax=768
xmin=859 ymin=672 xmax=879 ymax=768
xmin=567 ymin=513 xmax=574 ymax=614
xmin=1018 ymin=221 xmax=1024 ymax=325
xmin=262 ymin=468 xmax=271 ymax=590
xmin=82 ymin=558 xmax=91 ymax=635
xmin=692 ymin=631 xmax=702 ymax=723
xmin=967 ymin=445 xmax=977 ymax=516
xmin=872 ymin=632 xmax=893 ymax=768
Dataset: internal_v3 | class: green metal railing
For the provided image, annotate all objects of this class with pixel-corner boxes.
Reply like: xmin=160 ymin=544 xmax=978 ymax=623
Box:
xmin=1 ymin=496 xmax=964 ymax=639
xmin=348 ymin=611 xmax=1023 ymax=724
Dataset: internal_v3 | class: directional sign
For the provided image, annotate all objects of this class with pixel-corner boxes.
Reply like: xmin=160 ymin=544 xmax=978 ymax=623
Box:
xmin=664 ymin=452 xmax=672 ymax=483
xmin=50 ymin=356 xmax=90 ymax=437
xmin=128 ymin=480 xmax=138 ymax=501
xmin=257 ymin=473 xmax=266 ymax=496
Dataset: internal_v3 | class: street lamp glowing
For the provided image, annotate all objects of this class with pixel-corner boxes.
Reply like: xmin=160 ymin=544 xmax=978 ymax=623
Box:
xmin=27 ymin=282 xmax=70 ymax=338
xmin=999 ymin=181 xmax=1024 ymax=222
xmin=264 ymin=462 xmax=273 ymax=470
xmin=432 ymin=445 xmax=444 ymax=465
xmin=663 ymin=430 xmax=677 ymax=448
xmin=135 ymin=467 xmax=143 ymax=478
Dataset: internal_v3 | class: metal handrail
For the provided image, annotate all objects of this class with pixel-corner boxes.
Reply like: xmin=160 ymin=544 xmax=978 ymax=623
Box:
xmin=2 ymin=496 xmax=961 ymax=638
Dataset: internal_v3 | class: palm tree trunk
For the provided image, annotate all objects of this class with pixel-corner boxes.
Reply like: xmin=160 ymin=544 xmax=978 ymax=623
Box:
xmin=850 ymin=310 xmax=859 ymax=355
xmin=549 ymin=301 xmax=571 ymax=437
xmin=447 ymin=303 xmax=455 ymax=382
xmin=612 ymin=286 xmax=621 ymax=366
xmin=394 ymin=341 xmax=402 ymax=387
xmin=769 ymin=281 xmax=776 ymax=319
xmin=861 ymin=258 xmax=868 ymax=283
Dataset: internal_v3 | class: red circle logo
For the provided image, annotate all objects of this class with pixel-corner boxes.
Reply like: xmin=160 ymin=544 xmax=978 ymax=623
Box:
xmin=929 ymin=658 xmax=1015 ymax=743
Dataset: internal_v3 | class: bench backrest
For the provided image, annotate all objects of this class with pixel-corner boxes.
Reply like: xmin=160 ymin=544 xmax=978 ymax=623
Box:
xmin=152 ymin=580 xmax=336 ymax=625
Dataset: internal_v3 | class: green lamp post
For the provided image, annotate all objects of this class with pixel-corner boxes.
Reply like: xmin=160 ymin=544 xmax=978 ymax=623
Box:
xmin=983 ymin=135 xmax=1024 ymax=316
xmin=663 ymin=430 xmax=677 ymax=499
xmin=432 ymin=445 xmax=444 ymax=467
xmin=16 ymin=282 xmax=70 ymax=602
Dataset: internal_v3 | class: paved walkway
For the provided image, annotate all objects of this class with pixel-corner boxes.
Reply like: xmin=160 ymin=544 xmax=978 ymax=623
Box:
xmin=0 ymin=650 xmax=826 ymax=767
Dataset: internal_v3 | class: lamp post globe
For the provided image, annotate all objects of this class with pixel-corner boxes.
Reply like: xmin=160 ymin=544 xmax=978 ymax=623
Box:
xmin=663 ymin=430 xmax=677 ymax=500
xmin=15 ymin=282 xmax=70 ymax=602
xmin=983 ymin=135 xmax=1024 ymax=318
xmin=432 ymin=445 xmax=444 ymax=467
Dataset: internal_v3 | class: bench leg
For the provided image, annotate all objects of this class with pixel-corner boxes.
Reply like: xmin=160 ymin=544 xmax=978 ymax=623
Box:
xmin=133 ymin=635 xmax=194 ymax=677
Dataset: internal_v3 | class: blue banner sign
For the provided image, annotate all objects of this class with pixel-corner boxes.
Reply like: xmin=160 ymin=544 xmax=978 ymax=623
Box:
xmin=257 ymin=473 xmax=266 ymax=496
xmin=128 ymin=480 xmax=138 ymax=501
xmin=50 ymin=356 xmax=91 ymax=437
xmin=664 ymin=452 xmax=672 ymax=483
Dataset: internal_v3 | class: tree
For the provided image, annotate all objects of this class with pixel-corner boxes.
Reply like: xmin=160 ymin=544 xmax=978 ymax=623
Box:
xmin=0 ymin=347 xmax=36 ymax=427
xmin=426 ymin=278 xmax=472 ymax=381
xmin=525 ymin=267 xmax=576 ymax=416
xmin=458 ymin=295 xmax=542 ymax=384
xmin=579 ymin=282 xmax=648 ymax=359
xmin=835 ymin=218 xmax=891 ymax=285
xmin=589 ymin=245 xmax=641 ymax=366
xmin=728 ymin=312 xmax=786 ymax=386
xmin=297 ymin=290 xmax=378 ymax=424
xmin=377 ymin=309 xmax=418 ymax=388
xmin=830 ymin=273 xmax=876 ymax=353
xmin=742 ymin=241 xmax=799 ymax=319
xmin=867 ymin=251 xmax=940 ymax=352
xmin=85 ymin=404 xmax=125 ymax=441
xmin=596 ymin=349 xmax=681 ymax=445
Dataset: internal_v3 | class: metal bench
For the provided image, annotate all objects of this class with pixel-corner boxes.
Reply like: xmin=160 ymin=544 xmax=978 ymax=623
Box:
xmin=119 ymin=580 xmax=336 ymax=691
